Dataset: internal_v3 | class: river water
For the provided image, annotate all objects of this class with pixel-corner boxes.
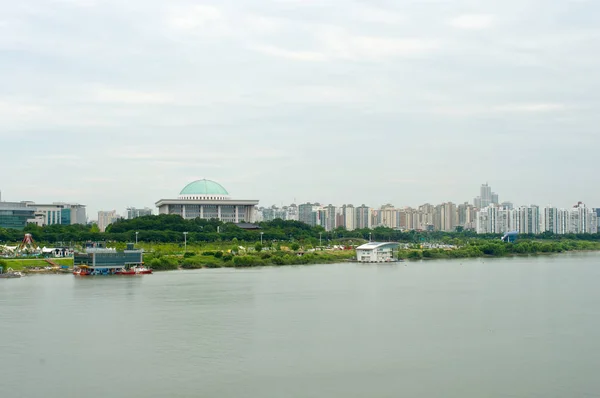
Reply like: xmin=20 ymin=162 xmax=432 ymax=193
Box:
xmin=2 ymin=253 xmax=600 ymax=398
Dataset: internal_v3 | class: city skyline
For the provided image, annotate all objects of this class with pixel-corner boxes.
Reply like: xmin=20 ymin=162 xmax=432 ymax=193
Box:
xmin=1 ymin=179 xmax=598 ymax=218
xmin=1 ymin=1 xmax=599 ymax=214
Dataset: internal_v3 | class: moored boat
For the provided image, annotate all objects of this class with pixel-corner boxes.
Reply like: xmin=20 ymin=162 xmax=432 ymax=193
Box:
xmin=0 ymin=270 xmax=23 ymax=279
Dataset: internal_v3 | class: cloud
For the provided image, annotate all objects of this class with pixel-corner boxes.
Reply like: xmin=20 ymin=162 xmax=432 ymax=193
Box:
xmin=254 ymin=28 xmax=439 ymax=62
xmin=322 ymin=32 xmax=439 ymax=60
xmin=251 ymin=45 xmax=326 ymax=61
xmin=449 ymin=14 xmax=494 ymax=30
xmin=167 ymin=4 xmax=225 ymax=32
xmin=91 ymin=87 xmax=173 ymax=104
xmin=492 ymin=103 xmax=569 ymax=113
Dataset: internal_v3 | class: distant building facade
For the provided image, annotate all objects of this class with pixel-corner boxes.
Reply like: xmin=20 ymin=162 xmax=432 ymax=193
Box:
xmin=98 ymin=210 xmax=119 ymax=232
xmin=474 ymin=183 xmax=499 ymax=209
xmin=156 ymin=179 xmax=259 ymax=223
xmin=127 ymin=207 xmax=153 ymax=219
xmin=27 ymin=203 xmax=86 ymax=226
xmin=477 ymin=202 xmax=597 ymax=235
xmin=0 ymin=201 xmax=36 ymax=230
xmin=355 ymin=205 xmax=372 ymax=229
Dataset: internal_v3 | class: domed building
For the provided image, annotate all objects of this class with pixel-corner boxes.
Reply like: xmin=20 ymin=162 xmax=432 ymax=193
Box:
xmin=156 ymin=179 xmax=259 ymax=223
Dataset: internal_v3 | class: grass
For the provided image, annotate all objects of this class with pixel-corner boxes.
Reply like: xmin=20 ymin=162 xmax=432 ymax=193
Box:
xmin=0 ymin=257 xmax=73 ymax=271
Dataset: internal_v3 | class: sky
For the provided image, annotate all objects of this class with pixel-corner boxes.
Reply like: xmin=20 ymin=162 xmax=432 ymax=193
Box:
xmin=1 ymin=0 xmax=599 ymax=218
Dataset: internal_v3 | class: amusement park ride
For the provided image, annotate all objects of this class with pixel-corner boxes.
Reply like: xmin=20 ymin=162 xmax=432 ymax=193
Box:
xmin=0 ymin=233 xmax=71 ymax=257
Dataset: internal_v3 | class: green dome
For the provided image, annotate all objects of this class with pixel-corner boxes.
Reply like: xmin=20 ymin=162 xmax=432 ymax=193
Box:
xmin=180 ymin=179 xmax=229 ymax=196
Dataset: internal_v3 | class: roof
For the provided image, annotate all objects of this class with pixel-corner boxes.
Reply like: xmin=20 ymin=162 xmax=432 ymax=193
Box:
xmin=235 ymin=222 xmax=261 ymax=230
xmin=356 ymin=242 xmax=400 ymax=250
xmin=180 ymin=179 xmax=229 ymax=196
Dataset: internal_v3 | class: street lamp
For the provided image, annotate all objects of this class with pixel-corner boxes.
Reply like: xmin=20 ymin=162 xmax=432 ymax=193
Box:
xmin=319 ymin=232 xmax=322 ymax=247
xmin=135 ymin=231 xmax=139 ymax=245
xmin=369 ymin=232 xmax=372 ymax=242
xmin=183 ymin=231 xmax=188 ymax=253
xmin=260 ymin=232 xmax=264 ymax=245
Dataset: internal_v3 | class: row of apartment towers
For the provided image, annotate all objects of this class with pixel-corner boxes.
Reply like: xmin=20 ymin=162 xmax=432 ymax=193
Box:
xmin=257 ymin=183 xmax=599 ymax=234
xmin=257 ymin=202 xmax=478 ymax=232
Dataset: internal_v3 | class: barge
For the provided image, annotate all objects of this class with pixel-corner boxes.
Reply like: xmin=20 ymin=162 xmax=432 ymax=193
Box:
xmin=73 ymin=242 xmax=152 ymax=276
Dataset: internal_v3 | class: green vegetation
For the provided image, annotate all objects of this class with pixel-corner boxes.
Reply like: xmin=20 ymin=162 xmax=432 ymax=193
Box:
xmin=140 ymin=243 xmax=356 ymax=270
xmin=0 ymin=258 xmax=73 ymax=271
xmin=1 ymin=217 xmax=600 ymax=270
xmin=1 ymin=216 xmax=599 ymax=246
xmin=397 ymin=240 xmax=600 ymax=260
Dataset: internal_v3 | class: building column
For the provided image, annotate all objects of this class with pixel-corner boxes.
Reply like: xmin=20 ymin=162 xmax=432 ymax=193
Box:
xmin=182 ymin=205 xmax=186 ymax=219
xmin=235 ymin=206 xmax=239 ymax=223
xmin=200 ymin=205 xmax=204 ymax=219
xmin=217 ymin=205 xmax=221 ymax=220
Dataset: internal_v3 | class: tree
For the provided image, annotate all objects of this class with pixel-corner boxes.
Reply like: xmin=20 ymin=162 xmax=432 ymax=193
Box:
xmin=254 ymin=243 xmax=263 ymax=252
xmin=291 ymin=243 xmax=300 ymax=251
xmin=90 ymin=224 xmax=100 ymax=233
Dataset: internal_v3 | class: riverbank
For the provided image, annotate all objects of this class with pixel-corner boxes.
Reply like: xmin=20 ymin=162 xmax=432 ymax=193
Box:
xmin=0 ymin=258 xmax=73 ymax=272
xmin=397 ymin=240 xmax=600 ymax=260
xmin=147 ymin=249 xmax=357 ymax=270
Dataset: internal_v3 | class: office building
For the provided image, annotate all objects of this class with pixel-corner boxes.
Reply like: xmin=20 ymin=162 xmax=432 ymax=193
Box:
xmin=127 ymin=207 xmax=153 ymax=219
xmin=28 ymin=203 xmax=87 ymax=226
xmin=0 ymin=201 xmax=36 ymax=230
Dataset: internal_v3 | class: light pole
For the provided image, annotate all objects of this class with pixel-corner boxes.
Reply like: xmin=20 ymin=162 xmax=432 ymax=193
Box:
xmin=369 ymin=232 xmax=372 ymax=242
xmin=319 ymin=232 xmax=322 ymax=247
xmin=260 ymin=232 xmax=264 ymax=245
xmin=135 ymin=231 xmax=138 ymax=245
xmin=183 ymin=231 xmax=188 ymax=253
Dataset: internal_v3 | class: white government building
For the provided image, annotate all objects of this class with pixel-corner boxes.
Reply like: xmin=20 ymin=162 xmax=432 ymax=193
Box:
xmin=156 ymin=179 xmax=259 ymax=223
xmin=356 ymin=242 xmax=399 ymax=263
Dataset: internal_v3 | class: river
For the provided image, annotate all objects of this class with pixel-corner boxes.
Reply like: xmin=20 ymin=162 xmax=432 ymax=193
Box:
xmin=2 ymin=253 xmax=600 ymax=397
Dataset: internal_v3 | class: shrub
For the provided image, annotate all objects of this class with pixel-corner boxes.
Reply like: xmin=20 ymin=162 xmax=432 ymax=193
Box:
xmin=214 ymin=251 xmax=223 ymax=258
xmin=407 ymin=251 xmax=422 ymax=260
xmin=149 ymin=256 xmax=179 ymax=271
xmin=272 ymin=256 xmax=286 ymax=265
xmin=183 ymin=251 xmax=195 ymax=258
xmin=255 ymin=243 xmax=263 ymax=252
xmin=291 ymin=243 xmax=300 ymax=251
xmin=201 ymin=251 xmax=215 ymax=256
xmin=222 ymin=254 xmax=233 ymax=262
xmin=260 ymin=252 xmax=271 ymax=259
xmin=182 ymin=256 xmax=222 ymax=269
xmin=232 ymin=256 xmax=263 ymax=267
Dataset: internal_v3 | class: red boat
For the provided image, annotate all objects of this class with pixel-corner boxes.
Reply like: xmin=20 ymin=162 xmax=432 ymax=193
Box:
xmin=115 ymin=266 xmax=153 ymax=275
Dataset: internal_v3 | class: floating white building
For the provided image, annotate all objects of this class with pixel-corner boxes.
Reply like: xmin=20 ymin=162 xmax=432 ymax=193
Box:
xmin=356 ymin=242 xmax=399 ymax=263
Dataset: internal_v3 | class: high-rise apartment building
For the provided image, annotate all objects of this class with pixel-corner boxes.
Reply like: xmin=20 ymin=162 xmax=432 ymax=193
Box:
xmin=474 ymin=183 xmax=499 ymax=209
xmin=324 ymin=204 xmax=337 ymax=231
xmin=98 ymin=210 xmax=119 ymax=232
xmin=355 ymin=205 xmax=372 ymax=230
xmin=342 ymin=205 xmax=356 ymax=231
xmin=434 ymin=202 xmax=457 ymax=232
xmin=298 ymin=203 xmax=318 ymax=226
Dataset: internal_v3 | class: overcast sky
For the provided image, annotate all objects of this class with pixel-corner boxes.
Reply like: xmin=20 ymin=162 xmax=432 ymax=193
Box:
xmin=1 ymin=0 xmax=598 ymax=217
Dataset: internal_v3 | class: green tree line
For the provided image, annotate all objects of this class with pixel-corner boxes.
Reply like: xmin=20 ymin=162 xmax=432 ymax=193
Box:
xmin=1 ymin=215 xmax=600 ymax=245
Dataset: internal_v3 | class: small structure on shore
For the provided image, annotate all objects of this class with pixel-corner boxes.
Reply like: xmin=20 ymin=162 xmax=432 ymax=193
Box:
xmin=501 ymin=231 xmax=519 ymax=243
xmin=74 ymin=242 xmax=148 ymax=276
xmin=356 ymin=242 xmax=399 ymax=263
